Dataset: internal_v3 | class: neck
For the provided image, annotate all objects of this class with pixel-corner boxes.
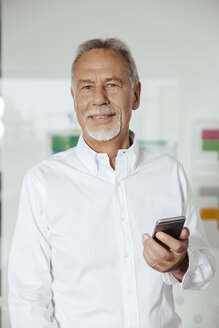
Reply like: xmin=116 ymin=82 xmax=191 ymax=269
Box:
xmin=83 ymin=129 xmax=131 ymax=170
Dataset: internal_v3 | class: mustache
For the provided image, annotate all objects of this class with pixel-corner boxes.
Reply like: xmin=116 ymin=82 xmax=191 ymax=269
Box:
xmin=84 ymin=106 xmax=120 ymax=120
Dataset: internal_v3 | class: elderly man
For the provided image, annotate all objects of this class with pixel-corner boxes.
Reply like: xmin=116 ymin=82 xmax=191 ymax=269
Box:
xmin=8 ymin=38 xmax=215 ymax=328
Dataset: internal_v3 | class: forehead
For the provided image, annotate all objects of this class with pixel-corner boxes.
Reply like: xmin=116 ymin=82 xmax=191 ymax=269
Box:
xmin=73 ymin=49 xmax=130 ymax=80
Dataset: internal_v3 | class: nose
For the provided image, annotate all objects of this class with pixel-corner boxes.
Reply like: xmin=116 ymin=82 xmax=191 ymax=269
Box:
xmin=93 ymin=86 xmax=110 ymax=106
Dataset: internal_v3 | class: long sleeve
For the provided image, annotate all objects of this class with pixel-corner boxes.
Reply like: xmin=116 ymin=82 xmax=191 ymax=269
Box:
xmin=163 ymin=162 xmax=216 ymax=289
xmin=8 ymin=170 xmax=58 ymax=328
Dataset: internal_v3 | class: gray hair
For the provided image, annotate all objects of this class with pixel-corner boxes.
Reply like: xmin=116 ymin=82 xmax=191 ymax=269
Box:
xmin=71 ymin=38 xmax=139 ymax=89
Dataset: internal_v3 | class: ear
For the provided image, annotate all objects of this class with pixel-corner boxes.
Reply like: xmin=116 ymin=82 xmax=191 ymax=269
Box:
xmin=70 ymin=87 xmax=76 ymax=110
xmin=70 ymin=87 xmax=75 ymax=101
xmin=132 ymin=82 xmax=141 ymax=111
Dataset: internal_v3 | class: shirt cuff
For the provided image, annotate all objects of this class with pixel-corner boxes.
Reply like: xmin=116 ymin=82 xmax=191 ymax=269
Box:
xmin=162 ymin=247 xmax=194 ymax=287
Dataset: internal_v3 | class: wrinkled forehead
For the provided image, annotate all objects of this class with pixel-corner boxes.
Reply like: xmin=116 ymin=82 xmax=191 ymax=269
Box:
xmin=73 ymin=49 xmax=131 ymax=82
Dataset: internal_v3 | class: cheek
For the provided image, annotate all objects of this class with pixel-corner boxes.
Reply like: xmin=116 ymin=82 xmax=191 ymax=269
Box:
xmin=111 ymin=94 xmax=132 ymax=111
xmin=122 ymin=95 xmax=134 ymax=112
xmin=74 ymin=107 xmax=86 ymax=128
xmin=121 ymin=92 xmax=134 ymax=107
xmin=120 ymin=102 xmax=133 ymax=125
xmin=119 ymin=110 xmax=132 ymax=129
xmin=74 ymin=97 xmax=89 ymax=116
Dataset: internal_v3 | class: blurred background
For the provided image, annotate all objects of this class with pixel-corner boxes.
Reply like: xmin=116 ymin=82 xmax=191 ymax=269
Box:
xmin=1 ymin=0 xmax=219 ymax=327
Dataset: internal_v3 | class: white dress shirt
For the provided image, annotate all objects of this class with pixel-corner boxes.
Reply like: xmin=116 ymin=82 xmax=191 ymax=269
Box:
xmin=8 ymin=132 xmax=215 ymax=328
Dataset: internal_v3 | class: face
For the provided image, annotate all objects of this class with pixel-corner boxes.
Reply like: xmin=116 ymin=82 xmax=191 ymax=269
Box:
xmin=71 ymin=48 xmax=141 ymax=143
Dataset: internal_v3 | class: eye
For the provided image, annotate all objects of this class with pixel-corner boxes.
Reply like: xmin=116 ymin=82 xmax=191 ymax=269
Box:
xmin=107 ymin=83 xmax=116 ymax=88
xmin=82 ymin=85 xmax=92 ymax=90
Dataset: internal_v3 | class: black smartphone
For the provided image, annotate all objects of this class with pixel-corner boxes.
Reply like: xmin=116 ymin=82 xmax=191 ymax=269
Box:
xmin=152 ymin=216 xmax=186 ymax=249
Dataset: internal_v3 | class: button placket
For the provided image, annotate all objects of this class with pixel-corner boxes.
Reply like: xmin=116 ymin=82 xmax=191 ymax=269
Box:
xmin=116 ymin=179 xmax=140 ymax=328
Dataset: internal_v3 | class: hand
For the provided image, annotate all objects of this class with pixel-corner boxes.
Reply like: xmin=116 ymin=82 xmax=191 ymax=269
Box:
xmin=142 ymin=227 xmax=190 ymax=282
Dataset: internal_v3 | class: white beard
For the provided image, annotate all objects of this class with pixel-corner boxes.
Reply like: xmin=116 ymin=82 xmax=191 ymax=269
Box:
xmin=84 ymin=107 xmax=121 ymax=142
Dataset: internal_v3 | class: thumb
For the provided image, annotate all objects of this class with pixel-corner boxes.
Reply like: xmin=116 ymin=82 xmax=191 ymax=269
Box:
xmin=180 ymin=227 xmax=190 ymax=240
xmin=142 ymin=233 xmax=150 ymax=244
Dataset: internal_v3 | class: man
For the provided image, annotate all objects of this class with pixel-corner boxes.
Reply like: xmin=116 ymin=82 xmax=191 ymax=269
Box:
xmin=8 ymin=38 xmax=215 ymax=328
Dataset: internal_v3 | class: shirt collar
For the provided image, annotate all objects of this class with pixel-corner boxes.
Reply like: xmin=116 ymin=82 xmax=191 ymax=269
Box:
xmin=75 ymin=130 xmax=139 ymax=177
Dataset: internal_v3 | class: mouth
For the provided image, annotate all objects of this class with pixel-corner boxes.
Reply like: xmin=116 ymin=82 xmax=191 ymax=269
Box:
xmin=89 ymin=114 xmax=115 ymax=121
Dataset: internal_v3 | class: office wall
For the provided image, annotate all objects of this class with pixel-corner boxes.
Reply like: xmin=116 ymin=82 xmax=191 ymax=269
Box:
xmin=2 ymin=0 xmax=219 ymax=327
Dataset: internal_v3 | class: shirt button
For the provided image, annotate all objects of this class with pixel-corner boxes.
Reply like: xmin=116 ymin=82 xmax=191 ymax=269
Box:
xmin=128 ymin=290 xmax=132 ymax=295
xmin=120 ymin=217 xmax=125 ymax=222
xmin=124 ymin=252 xmax=129 ymax=258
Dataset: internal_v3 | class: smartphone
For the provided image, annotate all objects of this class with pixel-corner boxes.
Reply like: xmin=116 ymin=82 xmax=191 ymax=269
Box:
xmin=152 ymin=216 xmax=186 ymax=249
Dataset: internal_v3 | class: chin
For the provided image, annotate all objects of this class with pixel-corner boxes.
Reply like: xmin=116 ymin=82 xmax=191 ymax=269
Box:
xmin=85 ymin=125 xmax=120 ymax=142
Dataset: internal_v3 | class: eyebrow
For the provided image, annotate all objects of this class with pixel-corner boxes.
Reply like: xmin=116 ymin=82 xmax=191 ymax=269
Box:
xmin=104 ymin=77 xmax=123 ymax=84
xmin=77 ymin=79 xmax=95 ymax=85
xmin=77 ymin=77 xmax=124 ymax=86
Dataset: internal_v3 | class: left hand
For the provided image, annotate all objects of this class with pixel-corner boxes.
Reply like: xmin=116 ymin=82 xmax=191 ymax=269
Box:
xmin=142 ymin=227 xmax=190 ymax=281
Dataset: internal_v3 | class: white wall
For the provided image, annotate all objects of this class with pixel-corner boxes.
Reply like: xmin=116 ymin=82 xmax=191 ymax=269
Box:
xmin=2 ymin=0 xmax=219 ymax=327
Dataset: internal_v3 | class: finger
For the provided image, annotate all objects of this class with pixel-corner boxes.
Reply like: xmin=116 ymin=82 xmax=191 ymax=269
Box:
xmin=142 ymin=234 xmax=170 ymax=265
xmin=156 ymin=231 xmax=188 ymax=253
xmin=142 ymin=234 xmax=167 ymax=253
xmin=179 ymin=227 xmax=190 ymax=240
xmin=142 ymin=233 xmax=187 ymax=272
